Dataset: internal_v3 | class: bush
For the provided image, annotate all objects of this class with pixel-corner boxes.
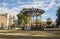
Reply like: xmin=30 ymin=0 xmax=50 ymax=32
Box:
xmin=46 ymin=26 xmax=54 ymax=28
xmin=10 ymin=24 xmax=15 ymax=29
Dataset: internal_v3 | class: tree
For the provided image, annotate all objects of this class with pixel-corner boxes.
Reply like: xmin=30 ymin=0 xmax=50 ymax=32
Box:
xmin=46 ymin=18 xmax=52 ymax=26
xmin=17 ymin=9 xmax=31 ymax=28
xmin=22 ymin=8 xmax=31 ymax=23
xmin=1 ymin=23 xmax=4 ymax=29
xmin=56 ymin=7 xmax=60 ymax=28
xmin=17 ymin=13 xmax=25 ymax=27
xmin=10 ymin=24 xmax=16 ymax=29
xmin=17 ymin=8 xmax=45 ymax=30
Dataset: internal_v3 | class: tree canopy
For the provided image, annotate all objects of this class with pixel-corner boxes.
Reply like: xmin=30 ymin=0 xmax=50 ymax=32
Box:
xmin=56 ymin=7 xmax=60 ymax=28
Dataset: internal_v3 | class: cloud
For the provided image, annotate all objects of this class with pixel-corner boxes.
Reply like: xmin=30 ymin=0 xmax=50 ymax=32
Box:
xmin=17 ymin=0 xmax=24 ymax=4
xmin=0 ymin=7 xmax=8 ymax=14
xmin=2 ymin=2 xmax=7 ymax=6
xmin=0 ymin=2 xmax=8 ymax=7
xmin=0 ymin=0 xmax=56 ymax=11
xmin=57 ymin=0 xmax=60 ymax=1
xmin=24 ymin=1 xmax=45 ymax=8
xmin=0 ymin=7 xmax=21 ymax=19
xmin=0 ymin=0 xmax=59 ymax=20
xmin=42 ymin=0 xmax=56 ymax=10
xmin=16 ymin=0 xmax=56 ymax=11
xmin=58 ymin=3 xmax=60 ymax=6
xmin=0 ymin=0 xmax=57 ymax=14
xmin=42 ymin=14 xmax=48 ymax=17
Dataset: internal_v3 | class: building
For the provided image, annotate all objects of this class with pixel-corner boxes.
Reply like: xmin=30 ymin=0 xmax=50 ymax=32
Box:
xmin=0 ymin=13 xmax=14 ymax=29
xmin=0 ymin=16 xmax=6 ymax=29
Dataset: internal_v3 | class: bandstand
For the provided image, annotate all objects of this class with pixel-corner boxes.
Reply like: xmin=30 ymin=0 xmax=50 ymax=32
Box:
xmin=20 ymin=8 xmax=45 ymax=30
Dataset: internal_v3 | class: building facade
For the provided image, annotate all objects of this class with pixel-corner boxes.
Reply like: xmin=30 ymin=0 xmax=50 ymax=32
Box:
xmin=0 ymin=13 xmax=14 ymax=29
xmin=0 ymin=16 xmax=6 ymax=29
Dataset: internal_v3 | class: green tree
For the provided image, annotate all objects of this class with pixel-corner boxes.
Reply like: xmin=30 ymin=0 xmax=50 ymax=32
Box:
xmin=56 ymin=7 xmax=60 ymax=28
xmin=17 ymin=13 xmax=25 ymax=27
xmin=23 ymin=11 xmax=31 ymax=27
xmin=17 ymin=8 xmax=32 ymax=27
xmin=46 ymin=18 xmax=52 ymax=26
xmin=10 ymin=24 xmax=16 ymax=28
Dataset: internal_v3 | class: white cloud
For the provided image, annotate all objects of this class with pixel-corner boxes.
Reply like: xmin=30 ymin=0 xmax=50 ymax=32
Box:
xmin=42 ymin=19 xmax=46 ymax=22
xmin=17 ymin=0 xmax=24 ymax=4
xmin=0 ymin=0 xmax=56 ymax=15
xmin=32 ymin=1 xmax=44 ymax=7
xmin=16 ymin=1 xmax=45 ymax=9
xmin=42 ymin=14 xmax=48 ymax=17
xmin=0 ymin=2 xmax=8 ymax=7
xmin=57 ymin=0 xmax=60 ymax=1
xmin=58 ymin=3 xmax=60 ymax=7
xmin=0 ymin=7 xmax=21 ymax=19
xmin=55 ymin=3 xmax=60 ymax=7
xmin=0 ymin=0 xmax=56 ymax=13
xmin=16 ymin=0 xmax=56 ymax=11
xmin=0 ymin=0 xmax=58 ymax=20
xmin=0 ymin=7 xmax=9 ymax=14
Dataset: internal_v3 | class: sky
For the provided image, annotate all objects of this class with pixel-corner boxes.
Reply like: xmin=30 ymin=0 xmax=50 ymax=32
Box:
xmin=0 ymin=0 xmax=60 ymax=21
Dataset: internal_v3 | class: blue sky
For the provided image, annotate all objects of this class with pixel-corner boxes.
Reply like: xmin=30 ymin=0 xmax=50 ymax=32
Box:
xmin=0 ymin=0 xmax=60 ymax=21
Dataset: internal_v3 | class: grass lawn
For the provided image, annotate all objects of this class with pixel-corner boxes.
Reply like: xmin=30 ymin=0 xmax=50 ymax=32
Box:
xmin=0 ymin=29 xmax=60 ymax=37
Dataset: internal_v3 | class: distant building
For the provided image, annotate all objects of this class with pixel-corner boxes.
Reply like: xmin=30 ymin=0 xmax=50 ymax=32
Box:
xmin=0 ymin=13 xmax=14 ymax=29
xmin=0 ymin=16 xmax=6 ymax=28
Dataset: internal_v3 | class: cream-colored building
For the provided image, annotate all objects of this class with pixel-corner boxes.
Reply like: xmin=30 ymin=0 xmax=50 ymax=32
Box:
xmin=0 ymin=16 xmax=6 ymax=28
xmin=0 ymin=13 xmax=14 ymax=29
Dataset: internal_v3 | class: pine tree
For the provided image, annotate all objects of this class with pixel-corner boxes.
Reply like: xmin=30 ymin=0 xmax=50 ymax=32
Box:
xmin=56 ymin=7 xmax=60 ymax=28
